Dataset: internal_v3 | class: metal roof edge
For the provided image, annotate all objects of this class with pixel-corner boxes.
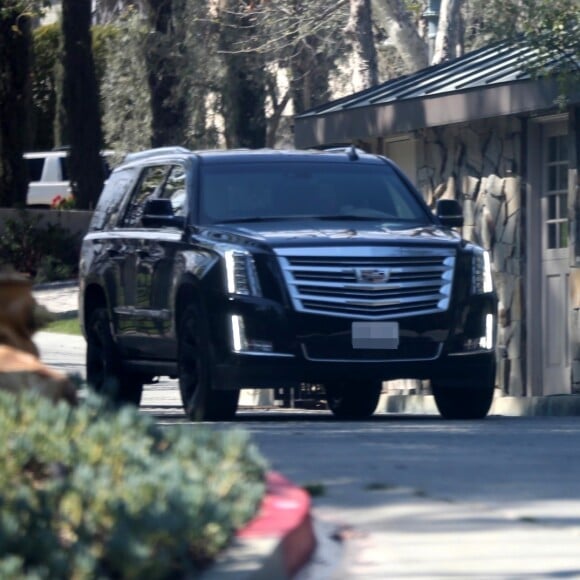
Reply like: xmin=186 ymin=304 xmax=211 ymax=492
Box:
xmin=294 ymin=78 xmax=577 ymax=149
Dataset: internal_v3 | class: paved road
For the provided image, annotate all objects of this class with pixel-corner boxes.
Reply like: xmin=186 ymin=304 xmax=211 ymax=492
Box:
xmin=35 ymin=332 xmax=580 ymax=579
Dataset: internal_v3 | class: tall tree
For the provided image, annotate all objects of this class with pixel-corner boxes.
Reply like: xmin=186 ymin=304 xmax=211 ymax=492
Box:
xmin=345 ymin=0 xmax=379 ymax=91
xmin=145 ymin=0 xmax=188 ymax=147
xmin=431 ymin=0 xmax=463 ymax=64
xmin=61 ymin=0 xmax=105 ymax=209
xmin=0 ymin=1 xmax=35 ymax=207
xmin=101 ymin=8 xmax=153 ymax=152
xmin=372 ymin=0 xmax=428 ymax=71
xmin=218 ymin=0 xmax=267 ymax=148
xmin=247 ymin=0 xmax=349 ymax=114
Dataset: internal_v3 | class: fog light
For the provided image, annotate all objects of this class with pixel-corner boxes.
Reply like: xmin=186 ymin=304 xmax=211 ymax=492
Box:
xmin=230 ymin=315 xmax=273 ymax=353
xmin=231 ymin=315 xmax=248 ymax=352
xmin=479 ymin=314 xmax=494 ymax=349
xmin=463 ymin=314 xmax=494 ymax=351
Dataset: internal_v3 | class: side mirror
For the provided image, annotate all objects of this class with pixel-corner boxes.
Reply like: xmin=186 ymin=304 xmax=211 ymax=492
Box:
xmin=142 ymin=198 xmax=185 ymax=229
xmin=436 ymin=199 xmax=464 ymax=228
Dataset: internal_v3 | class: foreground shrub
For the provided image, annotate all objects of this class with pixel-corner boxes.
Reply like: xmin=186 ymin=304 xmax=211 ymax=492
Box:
xmin=0 ymin=391 xmax=267 ymax=578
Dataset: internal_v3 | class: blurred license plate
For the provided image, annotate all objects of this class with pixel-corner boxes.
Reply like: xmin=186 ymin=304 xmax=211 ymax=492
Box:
xmin=352 ymin=321 xmax=399 ymax=349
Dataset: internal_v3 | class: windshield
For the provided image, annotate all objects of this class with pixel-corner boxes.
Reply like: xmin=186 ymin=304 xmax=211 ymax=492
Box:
xmin=199 ymin=161 xmax=432 ymax=225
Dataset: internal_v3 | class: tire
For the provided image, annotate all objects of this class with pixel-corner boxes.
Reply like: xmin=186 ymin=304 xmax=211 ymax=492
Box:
xmin=325 ymin=380 xmax=382 ymax=420
xmin=86 ymin=307 xmax=144 ymax=406
xmin=431 ymin=362 xmax=495 ymax=420
xmin=177 ymin=305 xmax=239 ymax=421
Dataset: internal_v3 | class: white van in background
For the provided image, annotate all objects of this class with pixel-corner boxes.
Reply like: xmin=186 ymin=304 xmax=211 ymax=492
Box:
xmin=24 ymin=150 xmax=113 ymax=207
xmin=25 ymin=150 xmax=71 ymax=207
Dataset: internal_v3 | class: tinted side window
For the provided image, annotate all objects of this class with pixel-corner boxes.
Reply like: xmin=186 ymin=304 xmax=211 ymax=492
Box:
xmin=89 ymin=167 xmax=138 ymax=231
xmin=26 ymin=158 xmax=44 ymax=182
xmin=122 ymin=165 xmax=169 ymax=228
xmin=160 ymin=165 xmax=187 ymax=217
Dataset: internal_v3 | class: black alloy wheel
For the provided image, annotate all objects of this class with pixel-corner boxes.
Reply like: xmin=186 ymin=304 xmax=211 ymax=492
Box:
xmin=86 ymin=307 xmax=144 ymax=405
xmin=177 ymin=305 xmax=239 ymax=421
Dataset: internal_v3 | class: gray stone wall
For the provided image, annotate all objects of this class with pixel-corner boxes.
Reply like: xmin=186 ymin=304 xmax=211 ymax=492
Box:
xmin=415 ymin=117 xmax=525 ymax=395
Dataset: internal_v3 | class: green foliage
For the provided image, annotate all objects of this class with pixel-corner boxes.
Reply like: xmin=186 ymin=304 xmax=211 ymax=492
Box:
xmin=0 ymin=390 xmax=267 ymax=578
xmin=0 ymin=1 xmax=48 ymax=20
xmin=30 ymin=23 xmax=117 ymax=151
xmin=101 ymin=9 xmax=153 ymax=153
xmin=473 ymin=0 xmax=579 ymax=102
xmin=31 ymin=23 xmax=60 ymax=150
xmin=44 ymin=316 xmax=81 ymax=335
xmin=91 ymin=24 xmax=119 ymax=88
xmin=0 ymin=212 xmax=81 ymax=282
xmin=477 ymin=0 xmax=579 ymax=69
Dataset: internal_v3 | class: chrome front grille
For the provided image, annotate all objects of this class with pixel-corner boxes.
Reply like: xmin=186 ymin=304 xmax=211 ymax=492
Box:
xmin=276 ymin=246 xmax=455 ymax=320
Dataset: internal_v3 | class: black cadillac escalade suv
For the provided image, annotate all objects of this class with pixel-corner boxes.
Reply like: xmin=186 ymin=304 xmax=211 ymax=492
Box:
xmin=79 ymin=146 xmax=497 ymax=421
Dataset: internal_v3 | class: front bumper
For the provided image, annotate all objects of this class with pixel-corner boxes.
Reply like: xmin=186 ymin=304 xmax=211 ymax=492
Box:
xmin=208 ymin=292 xmax=497 ymax=390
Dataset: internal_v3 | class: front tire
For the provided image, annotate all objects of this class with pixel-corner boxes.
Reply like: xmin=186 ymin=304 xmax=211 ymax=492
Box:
xmin=86 ymin=307 xmax=144 ymax=406
xmin=431 ymin=362 xmax=495 ymax=420
xmin=177 ymin=305 xmax=239 ymax=421
xmin=325 ymin=380 xmax=382 ymax=420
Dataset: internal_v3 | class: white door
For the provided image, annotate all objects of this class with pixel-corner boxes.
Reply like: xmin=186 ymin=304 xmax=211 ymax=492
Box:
xmin=541 ymin=124 xmax=570 ymax=394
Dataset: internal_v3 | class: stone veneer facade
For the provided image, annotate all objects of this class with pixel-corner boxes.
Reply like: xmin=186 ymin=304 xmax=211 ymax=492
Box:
xmin=413 ymin=117 xmax=525 ymax=396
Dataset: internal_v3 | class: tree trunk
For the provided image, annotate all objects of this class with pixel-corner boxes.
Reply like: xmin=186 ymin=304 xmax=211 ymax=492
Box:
xmin=432 ymin=0 xmax=463 ymax=65
xmin=145 ymin=0 xmax=188 ymax=147
xmin=345 ymin=0 xmax=379 ymax=91
xmin=61 ymin=0 xmax=105 ymax=210
xmin=0 ymin=10 xmax=32 ymax=207
xmin=219 ymin=1 xmax=267 ymax=148
xmin=290 ymin=36 xmax=332 ymax=115
xmin=373 ymin=0 xmax=428 ymax=72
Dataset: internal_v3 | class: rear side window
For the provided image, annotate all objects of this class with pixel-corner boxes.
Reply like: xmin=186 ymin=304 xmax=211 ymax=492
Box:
xmin=90 ymin=167 xmax=138 ymax=231
xmin=59 ymin=156 xmax=70 ymax=181
xmin=26 ymin=158 xmax=44 ymax=182
xmin=121 ymin=165 xmax=170 ymax=228
xmin=160 ymin=165 xmax=187 ymax=217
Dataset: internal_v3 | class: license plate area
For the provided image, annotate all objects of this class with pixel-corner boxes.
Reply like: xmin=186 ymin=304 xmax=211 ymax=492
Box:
xmin=351 ymin=321 xmax=399 ymax=350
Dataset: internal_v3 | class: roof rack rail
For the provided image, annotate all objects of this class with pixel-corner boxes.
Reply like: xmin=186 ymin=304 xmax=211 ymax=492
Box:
xmin=123 ymin=146 xmax=191 ymax=164
xmin=324 ymin=145 xmax=366 ymax=160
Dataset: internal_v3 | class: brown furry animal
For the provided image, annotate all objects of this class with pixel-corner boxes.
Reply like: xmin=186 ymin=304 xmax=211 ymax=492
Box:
xmin=0 ymin=268 xmax=77 ymax=405
xmin=0 ymin=345 xmax=78 ymax=405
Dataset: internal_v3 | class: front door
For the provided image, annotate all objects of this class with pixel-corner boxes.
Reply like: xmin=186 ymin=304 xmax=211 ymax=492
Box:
xmin=541 ymin=123 xmax=570 ymax=394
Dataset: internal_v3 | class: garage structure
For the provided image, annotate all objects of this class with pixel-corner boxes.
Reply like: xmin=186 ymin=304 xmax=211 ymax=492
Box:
xmin=294 ymin=40 xmax=580 ymax=397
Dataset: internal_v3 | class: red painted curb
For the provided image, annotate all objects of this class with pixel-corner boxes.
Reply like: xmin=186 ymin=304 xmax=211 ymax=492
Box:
xmin=238 ymin=471 xmax=316 ymax=577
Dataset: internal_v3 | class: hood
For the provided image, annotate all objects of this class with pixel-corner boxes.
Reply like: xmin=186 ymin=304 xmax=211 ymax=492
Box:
xmin=196 ymin=219 xmax=462 ymax=249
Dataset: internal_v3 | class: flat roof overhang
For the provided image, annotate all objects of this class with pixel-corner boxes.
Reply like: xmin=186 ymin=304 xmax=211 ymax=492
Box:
xmin=294 ymin=78 xmax=579 ymax=149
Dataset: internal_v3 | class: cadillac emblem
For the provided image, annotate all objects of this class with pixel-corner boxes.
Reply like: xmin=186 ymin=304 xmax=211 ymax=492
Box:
xmin=355 ymin=268 xmax=391 ymax=283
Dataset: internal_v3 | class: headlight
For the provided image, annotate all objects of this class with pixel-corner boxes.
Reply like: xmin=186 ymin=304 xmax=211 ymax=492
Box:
xmin=472 ymin=249 xmax=493 ymax=294
xmin=224 ymin=249 xmax=262 ymax=296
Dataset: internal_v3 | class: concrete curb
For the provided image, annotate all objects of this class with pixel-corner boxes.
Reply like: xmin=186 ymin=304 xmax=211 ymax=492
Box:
xmin=201 ymin=472 xmax=316 ymax=579
xmin=378 ymin=393 xmax=580 ymax=417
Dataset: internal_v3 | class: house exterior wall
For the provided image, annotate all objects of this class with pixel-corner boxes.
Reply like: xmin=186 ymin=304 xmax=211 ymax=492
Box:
xmin=410 ymin=117 xmax=525 ymax=395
